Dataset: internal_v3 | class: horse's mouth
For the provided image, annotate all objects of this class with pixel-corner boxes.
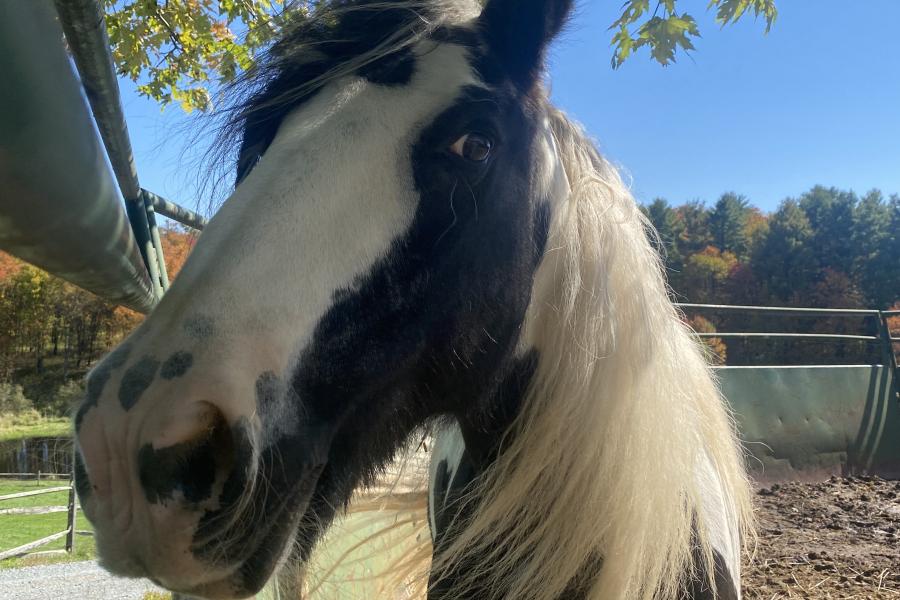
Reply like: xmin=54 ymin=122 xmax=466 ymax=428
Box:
xmin=178 ymin=462 xmax=327 ymax=599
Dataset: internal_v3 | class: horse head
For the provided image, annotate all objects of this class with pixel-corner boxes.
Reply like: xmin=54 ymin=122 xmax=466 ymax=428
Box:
xmin=75 ymin=1 xmax=753 ymax=598
xmin=74 ymin=0 xmax=581 ymax=597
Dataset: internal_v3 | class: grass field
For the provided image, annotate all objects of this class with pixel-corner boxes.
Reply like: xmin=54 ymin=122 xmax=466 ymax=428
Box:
xmin=0 ymin=478 xmax=95 ymax=569
xmin=0 ymin=415 xmax=71 ymax=442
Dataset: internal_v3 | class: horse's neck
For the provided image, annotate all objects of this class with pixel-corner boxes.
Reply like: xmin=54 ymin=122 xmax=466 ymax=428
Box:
xmin=426 ymin=351 xmax=539 ymax=599
xmin=428 ymin=352 xmax=536 ymax=535
xmin=454 ymin=349 xmax=539 ymax=468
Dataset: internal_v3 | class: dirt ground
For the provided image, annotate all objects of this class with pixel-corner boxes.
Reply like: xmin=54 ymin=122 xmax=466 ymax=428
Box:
xmin=743 ymin=476 xmax=900 ymax=599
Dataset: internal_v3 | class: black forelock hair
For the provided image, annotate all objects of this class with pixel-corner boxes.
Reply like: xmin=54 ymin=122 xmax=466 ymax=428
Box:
xmin=220 ymin=1 xmax=474 ymax=186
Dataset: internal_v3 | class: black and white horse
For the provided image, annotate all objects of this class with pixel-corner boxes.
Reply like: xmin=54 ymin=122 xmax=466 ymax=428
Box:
xmin=73 ymin=1 xmax=752 ymax=598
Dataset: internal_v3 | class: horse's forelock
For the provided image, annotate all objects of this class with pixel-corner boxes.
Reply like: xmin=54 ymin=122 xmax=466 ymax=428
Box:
xmin=219 ymin=0 xmax=483 ymax=186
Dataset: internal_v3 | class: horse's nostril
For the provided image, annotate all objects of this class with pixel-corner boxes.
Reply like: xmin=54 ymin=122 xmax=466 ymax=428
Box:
xmin=138 ymin=402 xmax=235 ymax=506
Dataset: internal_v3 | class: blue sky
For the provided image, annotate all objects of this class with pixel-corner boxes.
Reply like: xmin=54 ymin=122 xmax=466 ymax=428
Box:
xmin=120 ymin=1 xmax=900 ymax=214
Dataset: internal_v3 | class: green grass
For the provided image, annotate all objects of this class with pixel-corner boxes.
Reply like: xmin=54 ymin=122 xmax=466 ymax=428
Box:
xmin=0 ymin=415 xmax=71 ymax=442
xmin=0 ymin=478 xmax=95 ymax=569
xmin=0 ymin=479 xmax=70 ymax=509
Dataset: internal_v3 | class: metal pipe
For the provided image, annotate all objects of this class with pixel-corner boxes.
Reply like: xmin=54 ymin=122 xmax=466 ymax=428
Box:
xmin=877 ymin=312 xmax=900 ymax=404
xmin=0 ymin=0 xmax=156 ymax=313
xmin=52 ymin=0 xmax=141 ymax=201
xmin=143 ymin=189 xmax=208 ymax=231
xmin=676 ymin=303 xmax=880 ymax=317
xmin=144 ymin=193 xmax=170 ymax=290
xmin=693 ymin=333 xmax=879 ymax=341
xmin=53 ymin=0 xmax=168 ymax=299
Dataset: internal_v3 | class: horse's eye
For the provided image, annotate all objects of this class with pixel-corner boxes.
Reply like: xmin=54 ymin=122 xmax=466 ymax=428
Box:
xmin=449 ymin=133 xmax=493 ymax=162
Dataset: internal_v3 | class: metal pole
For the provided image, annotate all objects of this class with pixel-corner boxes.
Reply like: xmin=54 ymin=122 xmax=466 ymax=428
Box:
xmin=65 ymin=471 xmax=76 ymax=554
xmin=143 ymin=189 xmax=208 ymax=231
xmin=145 ymin=192 xmax=171 ymax=290
xmin=53 ymin=0 xmax=167 ymax=299
xmin=676 ymin=303 xmax=881 ymax=317
xmin=0 ymin=0 xmax=156 ymax=313
xmin=692 ymin=332 xmax=879 ymax=341
xmin=877 ymin=312 xmax=900 ymax=405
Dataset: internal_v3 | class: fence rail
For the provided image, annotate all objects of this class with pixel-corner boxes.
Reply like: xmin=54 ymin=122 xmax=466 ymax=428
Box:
xmin=0 ymin=473 xmax=69 ymax=479
xmin=677 ymin=302 xmax=899 ymax=404
xmin=0 ymin=486 xmax=70 ymax=502
xmin=0 ymin=474 xmax=82 ymax=561
xmin=675 ymin=302 xmax=882 ymax=317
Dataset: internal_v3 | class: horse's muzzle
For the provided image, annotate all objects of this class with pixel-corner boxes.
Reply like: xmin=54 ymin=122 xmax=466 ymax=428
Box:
xmin=76 ymin=394 xmax=329 ymax=599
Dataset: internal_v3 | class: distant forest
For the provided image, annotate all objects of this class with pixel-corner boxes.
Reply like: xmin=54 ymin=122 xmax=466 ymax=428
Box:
xmin=0 ymin=185 xmax=898 ymax=418
xmin=641 ymin=185 xmax=899 ymax=365
xmin=0 ymin=229 xmax=195 ymax=417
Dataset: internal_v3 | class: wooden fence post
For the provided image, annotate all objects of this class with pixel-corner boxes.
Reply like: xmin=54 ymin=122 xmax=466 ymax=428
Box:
xmin=65 ymin=471 xmax=76 ymax=553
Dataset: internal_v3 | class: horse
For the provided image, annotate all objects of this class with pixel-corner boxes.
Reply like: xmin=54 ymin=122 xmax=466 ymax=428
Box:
xmin=72 ymin=0 xmax=753 ymax=598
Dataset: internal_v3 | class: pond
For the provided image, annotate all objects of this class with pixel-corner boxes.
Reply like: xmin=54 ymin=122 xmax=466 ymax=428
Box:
xmin=0 ymin=436 xmax=73 ymax=475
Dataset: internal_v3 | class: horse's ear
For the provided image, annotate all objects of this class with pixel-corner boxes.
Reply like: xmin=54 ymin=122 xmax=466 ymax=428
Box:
xmin=478 ymin=0 xmax=573 ymax=90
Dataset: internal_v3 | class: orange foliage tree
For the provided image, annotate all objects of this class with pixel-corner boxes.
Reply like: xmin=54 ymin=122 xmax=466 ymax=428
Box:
xmin=0 ymin=227 xmax=196 ymax=411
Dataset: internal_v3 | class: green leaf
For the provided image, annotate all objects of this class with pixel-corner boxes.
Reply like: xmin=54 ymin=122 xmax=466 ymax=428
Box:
xmin=612 ymin=0 xmax=775 ymax=68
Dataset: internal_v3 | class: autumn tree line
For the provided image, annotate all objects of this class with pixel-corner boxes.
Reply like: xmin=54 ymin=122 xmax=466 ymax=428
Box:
xmin=642 ymin=185 xmax=899 ymax=364
xmin=0 ymin=228 xmax=195 ymax=417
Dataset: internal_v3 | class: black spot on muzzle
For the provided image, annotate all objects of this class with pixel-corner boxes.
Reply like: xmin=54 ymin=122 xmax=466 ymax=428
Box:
xmin=161 ymin=351 xmax=193 ymax=380
xmin=119 ymin=356 xmax=160 ymax=411
xmin=75 ymin=344 xmax=132 ymax=431
xmin=184 ymin=315 xmax=215 ymax=340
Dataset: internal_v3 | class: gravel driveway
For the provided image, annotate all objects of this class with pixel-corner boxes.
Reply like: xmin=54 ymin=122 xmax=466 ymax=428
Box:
xmin=0 ymin=560 xmax=167 ymax=599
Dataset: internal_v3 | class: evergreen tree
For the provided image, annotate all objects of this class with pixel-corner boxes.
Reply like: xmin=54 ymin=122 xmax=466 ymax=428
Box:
xmin=675 ymin=200 xmax=713 ymax=255
xmin=642 ymin=197 xmax=684 ymax=273
xmin=709 ymin=192 xmax=751 ymax=259
xmin=852 ymin=189 xmax=891 ymax=307
xmin=752 ymin=199 xmax=816 ymax=302
xmin=798 ymin=186 xmax=857 ymax=277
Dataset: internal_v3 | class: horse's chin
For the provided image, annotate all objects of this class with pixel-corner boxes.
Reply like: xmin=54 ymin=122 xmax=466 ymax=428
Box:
xmin=95 ymin=464 xmax=327 ymax=600
xmin=203 ymin=471 xmax=328 ymax=599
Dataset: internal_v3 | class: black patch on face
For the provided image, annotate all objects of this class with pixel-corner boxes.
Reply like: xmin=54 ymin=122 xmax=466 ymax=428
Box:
xmin=118 ymin=356 xmax=160 ymax=411
xmin=184 ymin=315 xmax=215 ymax=340
xmin=160 ymin=351 xmax=193 ymax=380
xmin=190 ymin=368 xmax=329 ymax=584
xmin=193 ymin=420 xmax=254 ymax=550
xmin=75 ymin=343 xmax=132 ymax=431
